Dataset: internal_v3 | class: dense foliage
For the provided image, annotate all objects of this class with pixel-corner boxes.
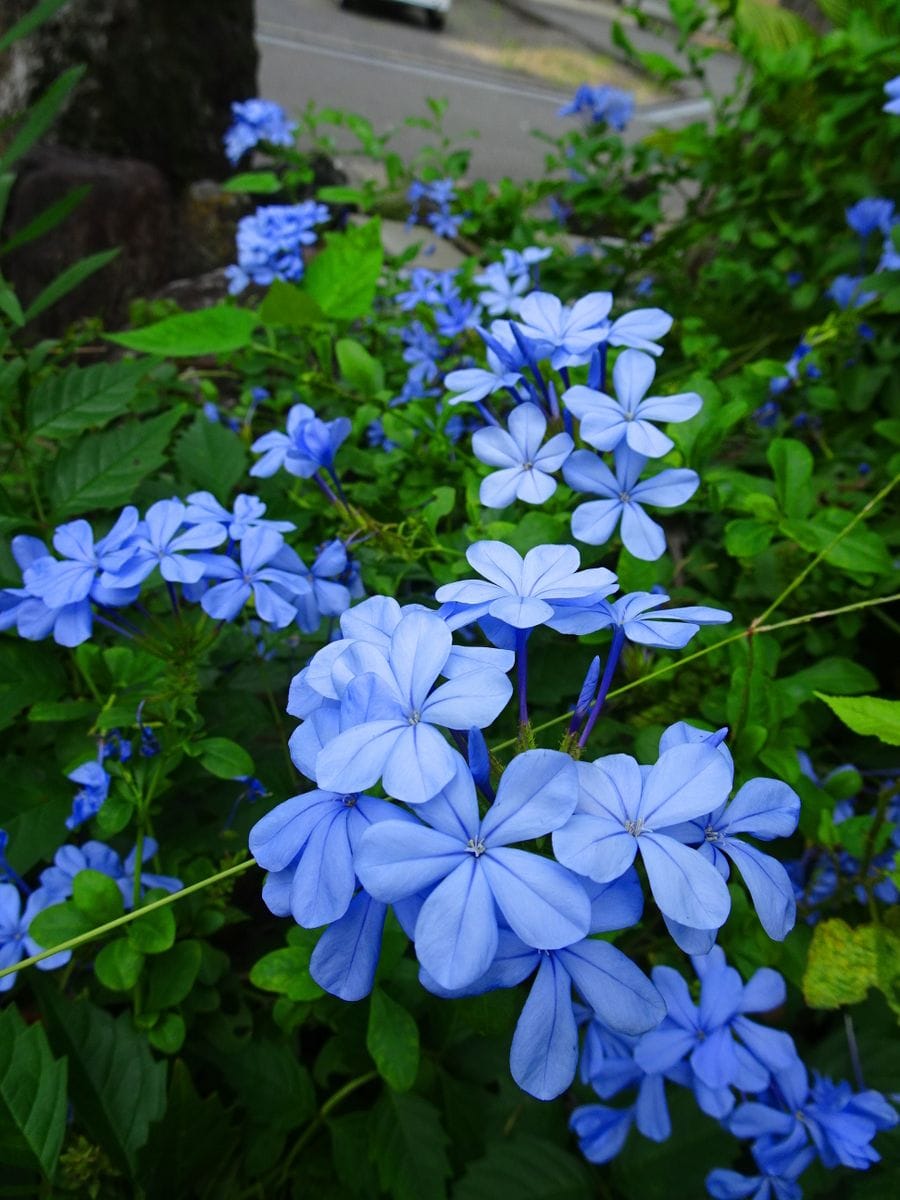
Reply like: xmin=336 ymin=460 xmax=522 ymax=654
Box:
xmin=1 ymin=1 xmax=898 ymax=1197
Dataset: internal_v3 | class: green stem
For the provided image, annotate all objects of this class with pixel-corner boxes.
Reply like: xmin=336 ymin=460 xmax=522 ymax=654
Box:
xmin=275 ymin=1071 xmax=378 ymax=1188
xmin=754 ymin=471 xmax=900 ymax=627
xmin=0 ymin=857 xmax=257 ymax=980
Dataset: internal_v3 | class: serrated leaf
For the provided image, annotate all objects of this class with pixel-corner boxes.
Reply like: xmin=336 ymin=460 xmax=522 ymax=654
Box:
xmin=106 ymin=306 xmax=257 ymax=357
xmin=369 ymin=1090 xmax=451 ymax=1200
xmin=35 ymin=984 xmax=166 ymax=1176
xmin=776 ymin=658 xmax=877 ymax=717
xmin=138 ymin=1061 xmax=234 ymax=1199
xmin=815 ymin=694 xmax=900 ymax=746
xmin=48 ymin=408 xmax=183 ymax=518
xmin=0 ymin=1007 xmax=67 ymax=1179
xmin=173 ymin=413 xmax=248 ymax=495
xmin=367 ymin=987 xmax=419 ymax=1092
xmin=27 ymin=359 xmax=152 ymax=439
xmin=454 ymin=1137 xmax=593 ymax=1200
xmin=95 ymin=938 xmax=145 ymax=991
xmin=305 ymin=220 xmax=383 ymax=320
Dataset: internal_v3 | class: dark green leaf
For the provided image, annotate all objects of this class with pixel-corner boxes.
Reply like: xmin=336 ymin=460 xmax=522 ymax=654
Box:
xmin=24 ymin=247 xmax=119 ymax=322
xmin=724 ymin=518 xmax=774 ymax=558
xmin=367 ymin=987 xmax=419 ymax=1092
xmin=336 ymin=337 xmax=385 ymax=397
xmin=767 ymin=437 xmax=814 ymax=519
xmin=48 ymin=408 xmax=183 ymax=517
xmin=127 ymin=895 xmax=177 ymax=955
xmin=219 ymin=1038 xmax=315 ymax=1132
xmin=28 ymin=900 xmax=93 ymax=949
xmin=173 ymin=413 xmax=248 ymax=495
xmin=28 ymin=698 xmax=95 ymax=722
xmin=147 ymin=1013 xmax=186 ymax=1055
xmin=780 ymin=512 xmax=894 ymax=577
xmin=145 ymin=940 xmax=203 ymax=1011
xmin=0 ymin=0 xmax=71 ymax=53
xmin=139 ymin=1061 xmax=234 ymax=1199
xmin=250 ymin=945 xmax=324 ymax=1002
xmin=0 ymin=1007 xmax=67 ymax=1179
xmin=369 ymin=1090 xmax=452 ymax=1200
xmin=27 ymin=359 xmax=152 ymax=439
xmin=0 ymin=185 xmax=90 ymax=257
xmin=35 ymin=985 xmax=166 ymax=1176
xmin=196 ymin=736 xmax=254 ymax=779
xmin=0 ymin=641 xmax=67 ymax=731
xmin=258 ymin=278 xmax=325 ymax=327
xmin=454 ymin=1136 xmax=593 ymax=1200
xmin=106 ymin=306 xmax=257 ymax=357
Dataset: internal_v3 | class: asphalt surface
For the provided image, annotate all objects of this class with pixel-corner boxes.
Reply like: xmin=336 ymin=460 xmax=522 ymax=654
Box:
xmin=257 ymin=0 xmax=718 ymax=182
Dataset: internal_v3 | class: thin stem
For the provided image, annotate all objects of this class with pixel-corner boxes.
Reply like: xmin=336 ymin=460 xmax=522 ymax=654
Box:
xmin=598 ymin=343 xmax=608 ymax=393
xmin=132 ymin=824 xmax=145 ymax=911
xmin=577 ymin=627 xmax=625 ymax=751
xmin=273 ymin=1071 xmax=378 ymax=1190
xmin=313 ymin=471 xmax=340 ymax=506
xmin=515 ymin=629 xmax=529 ymax=728
xmin=0 ymin=857 xmax=257 ymax=980
xmin=843 ymin=1010 xmax=865 ymax=1091
xmin=754 ymin=471 xmax=900 ymax=627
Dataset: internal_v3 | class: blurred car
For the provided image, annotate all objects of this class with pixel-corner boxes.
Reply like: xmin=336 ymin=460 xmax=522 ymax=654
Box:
xmin=340 ymin=0 xmax=451 ymax=31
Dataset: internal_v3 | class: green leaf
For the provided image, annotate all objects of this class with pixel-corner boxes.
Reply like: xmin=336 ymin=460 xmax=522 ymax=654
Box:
xmin=776 ymin=658 xmax=877 ymax=717
xmin=724 ymin=518 xmax=774 ymax=558
xmin=804 ymin=919 xmax=878 ymax=1008
xmin=138 ymin=1061 xmax=234 ymax=1200
xmin=369 ymin=1090 xmax=452 ymax=1200
xmin=147 ymin=1012 xmax=185 ymax=1055
xmin=35 ymin=985 xmax=166 ymax=1177
xmin=173 ymin=413 xmax=248 ymax=495
xmin=0 ymin=65 xmax=85 ymax=174
xmin=0 ymin=185 xmax=90 ymax=257
xmin=815 ymin=694 xmax=900 ymax=746
xmin=454 ymin=1136 xmax=593 ymax=1200
xmin=367 ymin=987 xmax=420 ymax=1092
xmin=24 ymin=247 xmax=119 ymax=323
xmin=0 ymin=0 xmax=71 ymax=53
xmin=196 ymin=736 xmax=254 ymax=779
xmin=27 ymin=359 xmax=153 ymax=439
xmin=0 ymin=1007 xmax=67 ymax=1179
xmin=305 ymin=219 xmax=383 ymax=320
xmin=257 ymin=278 xmax=324 ymax=327
xmin=250 ymin=945 xmax=324 ymax=1002
xmin=220 ymin=1038 xmax=315 ymax=1132
xmin=0 ymin=641 xmax=67 ymax=731
xmin=28 ymin=900 xmax=93 ymax=949
xmin=28 ymin=698 xmax=95 ymax=722
xmin=95 ymin=938 xmax=145 ymax=991
xmin=144 ymin=940 xmax=202 ymax=1011
xmin=127 ymin=894 xmax=177 ymax=955
xmin=106 ymin=305 xmax=257 ymax=357
xmin=318 ymin=185 xmax=371 ymax=205
xmin=48 ymin=408 xmax=183 ymax=518
xmin=336 ymin=337 xmax=385 ymax=397
xmin=221 ymin=171 xmax=282 ymax=194
xmin=0 ymin=272 xmax=25 ymax=326
xmin=780 ymin=511 xmax=894 ymax=577
xmin=73 ymin=869 xmax=125 ymax=925
xmin=767 ymin=437 xmax=814 ymax=519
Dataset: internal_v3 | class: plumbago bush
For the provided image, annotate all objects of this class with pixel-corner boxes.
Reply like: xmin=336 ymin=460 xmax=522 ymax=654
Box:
xmin=2 ymin=2 xmax=900 ymax=1198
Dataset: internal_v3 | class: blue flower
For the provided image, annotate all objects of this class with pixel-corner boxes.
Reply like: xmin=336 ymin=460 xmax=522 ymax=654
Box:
xmin=444 ymin=349 xmax=523 ymax=406
xmin=552 ymin=741 xmax=733 ymax=932
xmin=565 ymin=446 xmax=699 ymax=561
xmin=198 ymin=527 xmax=311 ymax=628
xmin=436 ymin=541 xmax=616 ymax=633
xmin=474 ymin=262 xmax=530 ymax=316
xmin=251 ymin=788 xmax=399 ymax=927
xmin=706 ymin=1144 xmax=814 ymax=1200
xmin=563 ymin=349 xmax=702 ymax=458
xmin=102 ymin=500 xmax=225 ymax=589
xmin=401 ymin=321 xmax=444 ymax=385
xmin=472 ymin=404 xmax=574 ymax=507
xmin=355 ymin=752 xmax=590 ymax=990
xmin=226 ymin=201 xmax=329 ymax=293
xmin=250 ymin=403 xmax=351 ymax=478
xmin=36 ymin=838 xmax=180 ymax=908
xmin=516 ymin=292 xmax=673 ymax=369
xmin=224 ymin=98 xmax=296 ymax=164
xmin=435 ymin=295 xmax=481 ymax=338
xmin=827 ymin=275 xmax=878 ymax=309
xmin=559 ymin=84 xmax=634 ymax=130
xmin=845 ymin=197 xmax=895 ymax=238
xmin=65 ymin=761 xmax=111 ymax=830
xmin=885 ymin=75 xmax=900 ymax=115
xmin=312 ymin=610 xmax=512 ymax=804
xmin=547 ymin=591 xmax=732 ymax=645
xmin=395 ymin=268 xmax=443 ymax=310
xmin=634 ymin=948 xmax=799 ymax=1119
xmin=289 ymin=540 xmax=354 ymax=634
xmin=308 ymin=889 xmax=388 ymax=1001
xmin=183 ymin=492 xmax=296 ymax=539
xmin=0 ymin=884 xmax=70 ymax=990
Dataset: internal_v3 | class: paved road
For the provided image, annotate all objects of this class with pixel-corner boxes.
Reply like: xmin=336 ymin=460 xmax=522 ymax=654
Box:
xmin=257 ymin=0 xmax=714 ymax=182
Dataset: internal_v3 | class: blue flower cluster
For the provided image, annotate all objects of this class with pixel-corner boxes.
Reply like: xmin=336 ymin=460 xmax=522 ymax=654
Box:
xmin=0 ymin=829 xmax=181 ymax=991
xmin=571 ymin=947 xmax=897 ymax=1195
xmin=443 ymin=288 xmax=701 ymax=560
xmin=0 ymin=493 xmax=360 ymax=645
xmin=406 ymin=178 xmax=463 ymax=239
xmin=559 ymin=84 xmax=635 ymax=131
xmin=224 ymin=98 xmax=297 ymax=165
xmin=249 ymin=539 xmax=807 ymax=1122
xmin=226 ymin=201 xmax=330 ymax=294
